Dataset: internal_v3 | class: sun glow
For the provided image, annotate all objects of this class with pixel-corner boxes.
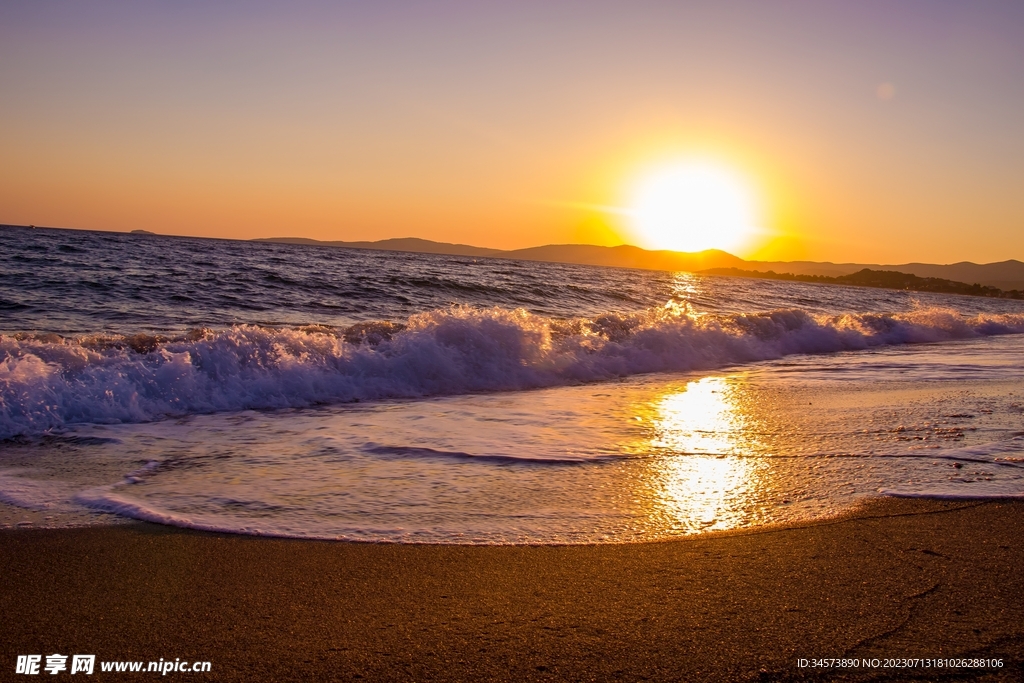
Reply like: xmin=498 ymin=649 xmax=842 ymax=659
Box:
xmin=628 ymin=161 xmax=759 ymax=253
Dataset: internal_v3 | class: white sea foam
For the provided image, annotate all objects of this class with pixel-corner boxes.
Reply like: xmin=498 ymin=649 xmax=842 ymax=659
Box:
xmin=4 ymin=339 xmax=1024 ymax=542
xmin=3 ymin=305 xmax=1023 ymax=439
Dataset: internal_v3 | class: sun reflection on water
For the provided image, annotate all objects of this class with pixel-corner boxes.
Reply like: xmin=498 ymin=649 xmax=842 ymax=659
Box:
xmin=668 ymin=272 xmax=708 ymax=317
xmin=651 ymin=376 xmax=742 ymax=455
xmin=642 ymin=376 xmax=766 ymax=533
xmin=671 ymin=271 xmax=702 ymax=299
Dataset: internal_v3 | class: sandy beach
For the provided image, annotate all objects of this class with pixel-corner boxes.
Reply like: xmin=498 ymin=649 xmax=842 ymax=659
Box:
xmin=2 ymin=498 xmax=1022 ymax=682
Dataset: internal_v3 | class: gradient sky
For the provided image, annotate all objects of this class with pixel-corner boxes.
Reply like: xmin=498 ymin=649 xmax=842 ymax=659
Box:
xmin=2 ymin=0 xmax=1023 ymax=263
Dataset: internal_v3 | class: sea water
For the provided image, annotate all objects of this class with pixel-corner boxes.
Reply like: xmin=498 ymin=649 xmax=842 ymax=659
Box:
xmin=2 ymin=226 xmax=1023 ymax=542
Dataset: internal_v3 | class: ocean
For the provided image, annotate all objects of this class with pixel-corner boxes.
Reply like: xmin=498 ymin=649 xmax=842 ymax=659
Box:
xmin=2 ymin=226 xmax=1023 ymax=543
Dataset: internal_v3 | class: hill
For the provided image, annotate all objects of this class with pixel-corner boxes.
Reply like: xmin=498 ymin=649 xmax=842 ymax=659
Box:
xmin=255 ymin=235 xmax=1024 ymax=290
xmin=257 ymin=236 xmax=502 ymax=258
xmin=702 ymin=267 xmax=1024 ymax=299
xmin=749 ymin=259 xmax=1024 ymax=291
xmin=256 ymin=238 xmax=744 ymax=272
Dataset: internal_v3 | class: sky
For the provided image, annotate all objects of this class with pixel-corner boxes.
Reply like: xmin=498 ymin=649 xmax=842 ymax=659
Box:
xmin=2 ymin=0 xmax=1023 ymax=264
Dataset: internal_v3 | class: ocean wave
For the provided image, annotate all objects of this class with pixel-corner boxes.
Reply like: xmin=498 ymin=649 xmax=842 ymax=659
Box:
xmin=3 ymin=305 xmax=1023 ymax=439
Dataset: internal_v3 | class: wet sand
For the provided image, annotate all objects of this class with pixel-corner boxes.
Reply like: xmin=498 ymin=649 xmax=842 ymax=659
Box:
xmin=2 ymin=498 xmax=1022 ymax=682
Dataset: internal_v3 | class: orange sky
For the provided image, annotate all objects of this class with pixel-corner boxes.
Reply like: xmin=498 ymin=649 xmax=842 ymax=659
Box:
xmin=2 ymin=1 xmax=1023 ymax=264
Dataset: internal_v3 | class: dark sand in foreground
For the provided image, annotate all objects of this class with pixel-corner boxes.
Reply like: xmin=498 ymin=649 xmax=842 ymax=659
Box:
xmin=2 ymin=499 xmax=1023 ymax=682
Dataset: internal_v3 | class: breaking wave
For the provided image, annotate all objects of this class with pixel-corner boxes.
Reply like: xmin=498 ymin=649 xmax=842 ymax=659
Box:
xmin=3 ymin=305 xmax=1023 ymax=439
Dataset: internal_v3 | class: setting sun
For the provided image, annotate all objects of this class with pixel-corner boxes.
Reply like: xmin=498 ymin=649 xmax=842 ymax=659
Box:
xmin=627 ymin=161 xmax=759 ymax=253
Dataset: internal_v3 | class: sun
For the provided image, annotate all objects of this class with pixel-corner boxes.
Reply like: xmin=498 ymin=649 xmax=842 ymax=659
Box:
xmin=627 ymin=161 xmax=759 ymax=253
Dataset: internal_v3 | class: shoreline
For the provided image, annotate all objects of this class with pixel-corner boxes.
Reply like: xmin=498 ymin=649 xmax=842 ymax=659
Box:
xmin=3 ymin=498 xmax=1023 ymax=681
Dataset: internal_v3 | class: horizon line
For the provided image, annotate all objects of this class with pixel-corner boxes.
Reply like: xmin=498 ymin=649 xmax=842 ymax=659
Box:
xmin=3 ymin=222 xmax=1021 ymax=268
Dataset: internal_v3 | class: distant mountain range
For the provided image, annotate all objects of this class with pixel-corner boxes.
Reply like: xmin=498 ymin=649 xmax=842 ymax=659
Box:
xmin=702 ymin=267 xmax=1022 ymax=298
xmin=257 ymin=236 xmax=1024 ymax=291
xmin=741 ymin=259 xmax=1024 ymax=293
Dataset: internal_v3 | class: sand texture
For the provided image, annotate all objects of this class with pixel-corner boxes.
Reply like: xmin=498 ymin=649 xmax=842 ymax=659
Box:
xmin=2 ymin=498 xmax=1022 ymax=682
